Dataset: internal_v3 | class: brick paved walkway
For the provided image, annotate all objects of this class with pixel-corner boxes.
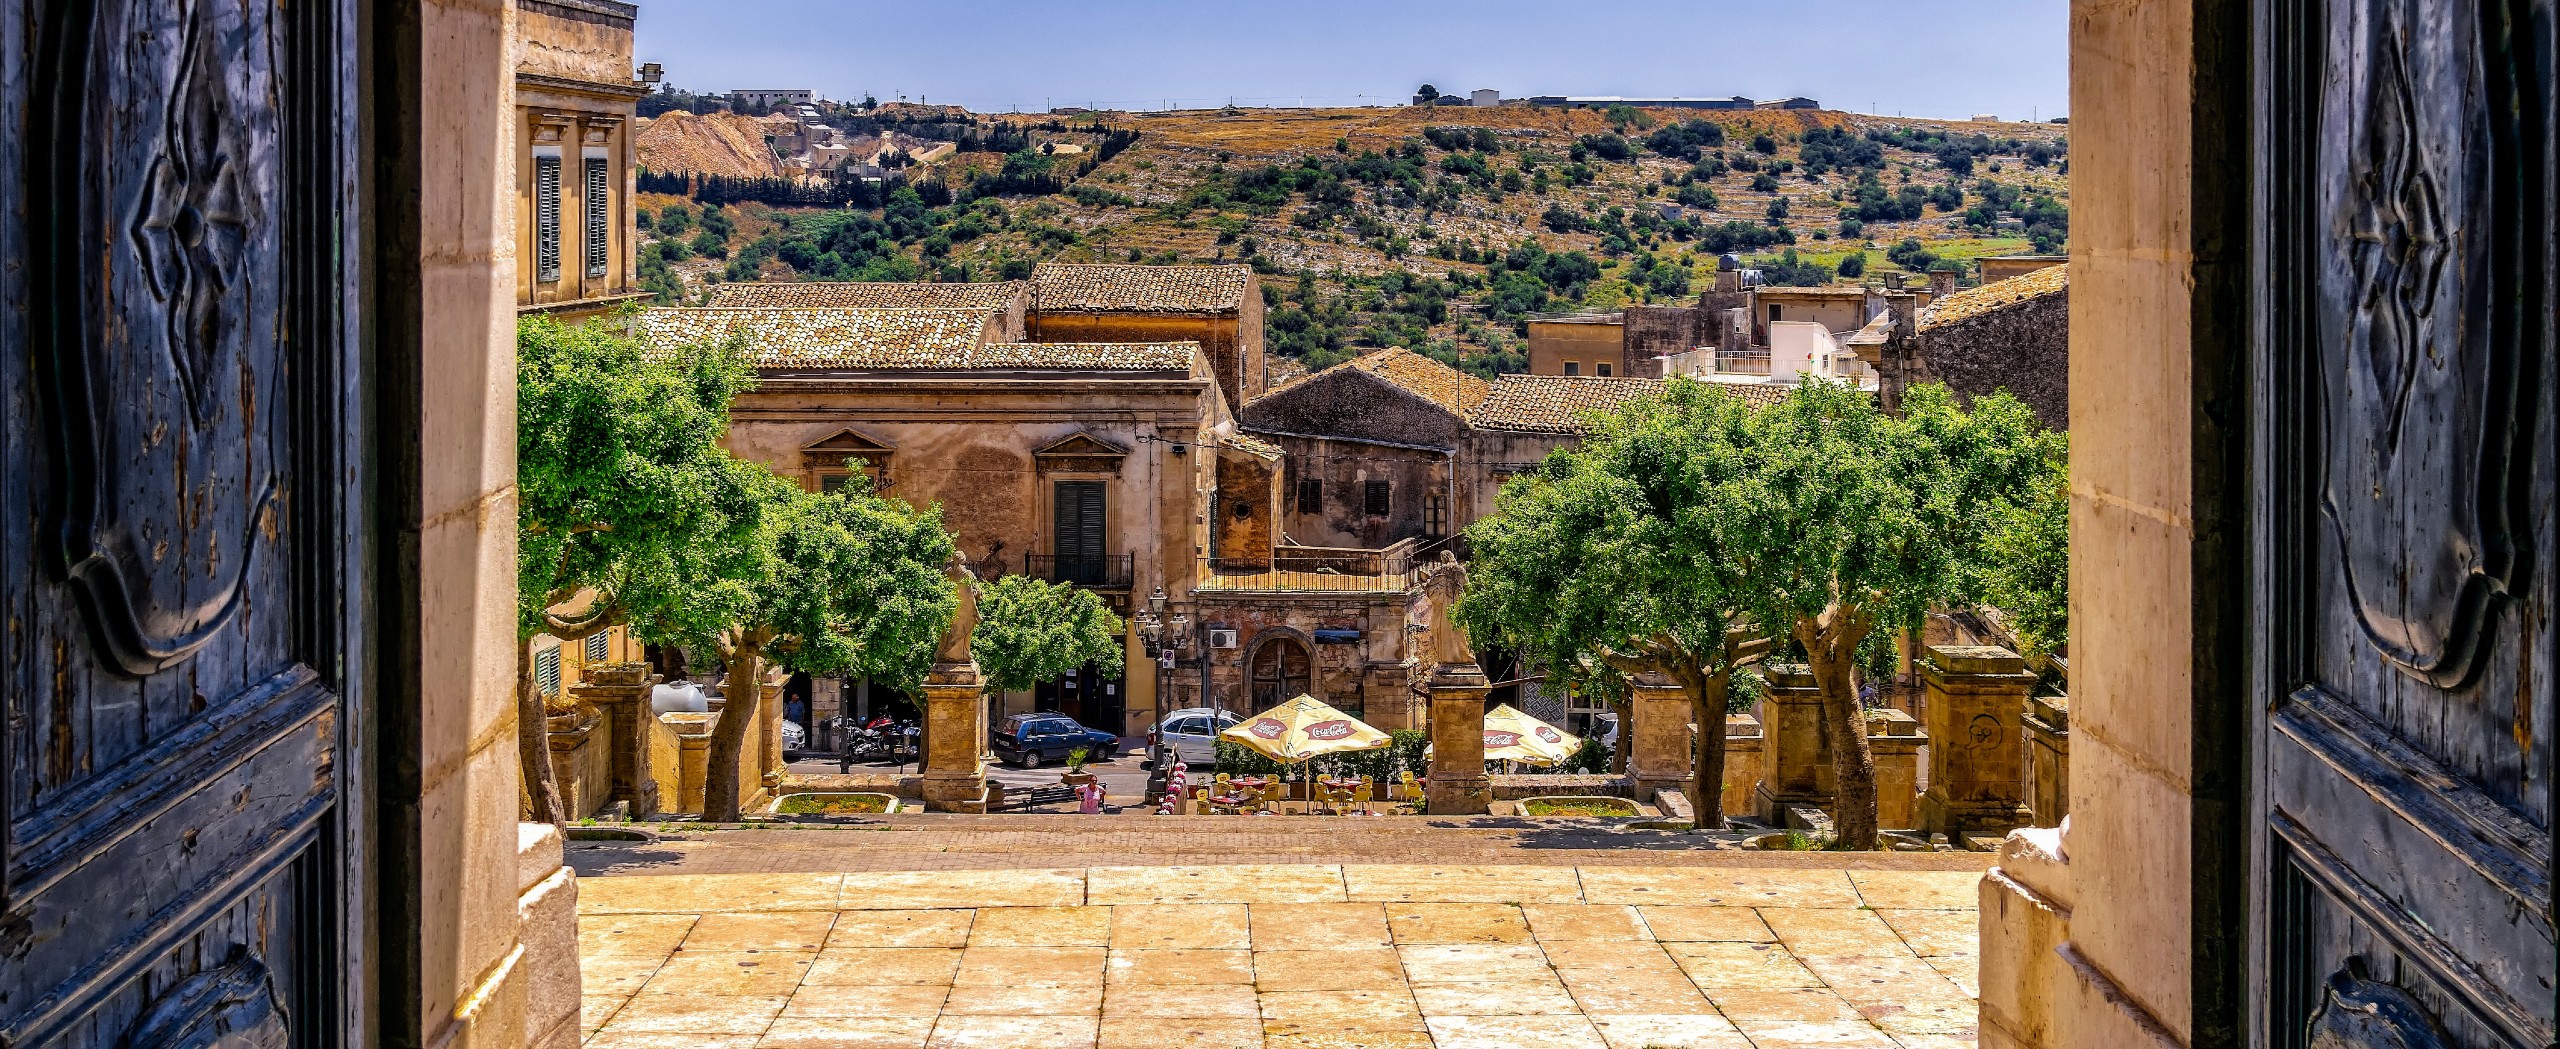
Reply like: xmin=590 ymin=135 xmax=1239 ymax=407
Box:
xmin=576 ymin=830 xmax=1991 ymax=1048
xmin=566 ymin=816 xmax=1995 ymax=877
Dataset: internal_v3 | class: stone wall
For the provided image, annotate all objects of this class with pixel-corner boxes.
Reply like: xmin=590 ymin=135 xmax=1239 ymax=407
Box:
xmin=1910 ymin=291 xmax=2070 ymax=429
xmin=1214 ymin=450 xmax=1280 ymax=566
xmin=1193 ymin=591 xmax=1414 ymax=724
xmin=1622 ymin=305 xmax=1704 ymax=378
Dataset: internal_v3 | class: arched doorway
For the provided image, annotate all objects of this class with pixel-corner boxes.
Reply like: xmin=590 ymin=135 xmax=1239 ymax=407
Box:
xmin=1249 ymin=635 xmax=1313 ymax=709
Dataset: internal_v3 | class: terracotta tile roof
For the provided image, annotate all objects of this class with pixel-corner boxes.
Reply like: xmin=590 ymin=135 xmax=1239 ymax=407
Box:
xmin=1694 ymin=381 xmax=1794 ymax=408
xmin=1918 ymin=264 xmax=2068 ymax=333
xmin=1465 ymin=375 xmax=1670 ymax=434
xmin=634 ymin=308 xmax=1196 ymax=371
xmin=703 ymin=281 xmax=1026 ymax=311
xmin=1029 ymin=263 xmax=1253 ymax=314
xmin=1343 ymin=348 xmax=1491 ymax=414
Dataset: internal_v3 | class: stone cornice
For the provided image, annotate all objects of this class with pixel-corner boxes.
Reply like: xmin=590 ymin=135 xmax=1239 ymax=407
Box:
xmin=516 ymin=71 xmax=652 ymax=103
xmin=517 ymin=0 xmax=636 ymax=29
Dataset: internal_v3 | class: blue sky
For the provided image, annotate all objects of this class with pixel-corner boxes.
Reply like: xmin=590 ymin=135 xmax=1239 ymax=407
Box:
xmin=633 ymin=2 xmax=2069 ymax=122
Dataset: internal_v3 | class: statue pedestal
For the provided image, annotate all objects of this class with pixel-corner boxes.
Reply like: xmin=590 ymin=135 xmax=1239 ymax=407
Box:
xmin=920 ymin=661 xmax=989 ymax=812
xmin=1423 ymin=664 xmax=1492 ymax=815
xmin=1626 ymin=673 xmax=1692 ymax=799
xmin=1916 ymin=646 xmax=2036 ymax=839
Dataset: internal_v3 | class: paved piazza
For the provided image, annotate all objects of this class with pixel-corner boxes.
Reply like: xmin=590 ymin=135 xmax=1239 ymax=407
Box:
xmin=574 ymin=822 xmax=1991 ymax=1049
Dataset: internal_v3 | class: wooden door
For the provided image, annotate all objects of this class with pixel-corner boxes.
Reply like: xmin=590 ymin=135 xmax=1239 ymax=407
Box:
xmin=2 ymin=0 xmax=364 ymax=1047
xmin=2257 ymin=1 xmax=2554 ymax=1046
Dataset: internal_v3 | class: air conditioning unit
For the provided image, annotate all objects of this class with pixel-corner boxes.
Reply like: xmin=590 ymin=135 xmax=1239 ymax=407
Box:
xmin=1207 ymin=628 xmax=1240 ymax=650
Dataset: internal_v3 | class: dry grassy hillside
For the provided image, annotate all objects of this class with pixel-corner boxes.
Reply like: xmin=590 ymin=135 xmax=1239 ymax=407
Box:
xmin=634 ymin=104 xmax=2069 ymax=379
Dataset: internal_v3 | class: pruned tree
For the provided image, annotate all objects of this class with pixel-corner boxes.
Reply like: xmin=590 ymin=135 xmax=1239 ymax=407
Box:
xmin=1984 ymin=449 xmax=2070 ymax=659
xmin=645 ymin=468 xmax=958 ymax=822
xmin=1458 ymin=380 xmax=1773 ymax=829
xmin=514 ymin=314 xmax=756 ymax=823
xmin=1735 ymin=380 xmax=2060 ymax=848
xmin=971 ymin=576 xmax=1127 ymax=695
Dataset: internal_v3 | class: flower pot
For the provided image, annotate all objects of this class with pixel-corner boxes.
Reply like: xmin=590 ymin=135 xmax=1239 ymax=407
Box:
xmin=1061 ymin=771 xmax=1097 ymax=787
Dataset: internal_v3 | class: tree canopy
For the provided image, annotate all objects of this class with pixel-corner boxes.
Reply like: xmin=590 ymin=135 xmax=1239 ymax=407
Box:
xmin=970 ymin=576 xmax=1128 ymax=694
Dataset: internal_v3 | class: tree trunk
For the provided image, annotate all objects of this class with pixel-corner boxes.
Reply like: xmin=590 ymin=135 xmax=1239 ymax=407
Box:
xmin=1800 ymin=615 xmax=1879 ymax=849
xmin=703 ymin=641 xmax=763 ymax=823
xmin=1686 ymin=666 xmax=1731 ymax=831
xmin=518 ymin=641 xmax=567 ymax=826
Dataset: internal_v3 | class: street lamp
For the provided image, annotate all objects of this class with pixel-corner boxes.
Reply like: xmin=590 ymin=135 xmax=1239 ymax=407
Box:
xmin=1133 ymin=586 xmax=1189 ymax=667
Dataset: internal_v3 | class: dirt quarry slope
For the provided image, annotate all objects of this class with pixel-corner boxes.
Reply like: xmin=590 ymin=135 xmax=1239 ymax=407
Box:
xmin=635 ymin=110 xmax=788 ymax=178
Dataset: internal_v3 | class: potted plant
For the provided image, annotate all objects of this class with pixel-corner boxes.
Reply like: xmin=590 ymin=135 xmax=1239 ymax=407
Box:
xmin=1061 ymin=748 xmax=1096 ymax=787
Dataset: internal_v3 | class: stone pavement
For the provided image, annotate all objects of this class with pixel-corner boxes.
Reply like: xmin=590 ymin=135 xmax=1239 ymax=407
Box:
xmin=566 ymin=816 xmax=1997 ymax=877
xmin=576 ymin=858 xmax=1988 ymax=1048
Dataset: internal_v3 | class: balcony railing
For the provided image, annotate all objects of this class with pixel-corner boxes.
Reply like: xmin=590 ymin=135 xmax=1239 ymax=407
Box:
xmin=1029 ymin=553 xmax=1133 ymax=588
xmin=1197 ymin=551 xmax=1420 ymax=594
xmin=1714 ymin=350 xmax=1772 ymax=375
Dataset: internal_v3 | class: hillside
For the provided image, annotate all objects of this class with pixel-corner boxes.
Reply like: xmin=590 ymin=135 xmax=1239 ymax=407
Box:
xmin=634 ymin=110 xmax=790 ymax=179
xmin=633 ymin=104 xmax=2068 ymax=380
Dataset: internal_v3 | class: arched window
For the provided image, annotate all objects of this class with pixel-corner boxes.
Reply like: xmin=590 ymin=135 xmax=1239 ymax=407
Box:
xmin=1249 ymin=636 xmax=1313 ymax=709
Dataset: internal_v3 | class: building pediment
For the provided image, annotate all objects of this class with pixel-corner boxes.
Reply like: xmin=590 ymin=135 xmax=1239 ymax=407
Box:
xmin=1035 ymin=431 xmax=1128 ymax=475
xmin=803 ymin=427 xmax=895 ymax=458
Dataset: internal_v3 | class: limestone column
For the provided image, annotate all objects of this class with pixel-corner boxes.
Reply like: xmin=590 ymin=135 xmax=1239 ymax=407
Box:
xmin=1866 ymin=707 xmax=1927 ymax=830
xmin=920 ymin=660 xmax=990 ymax=812
xmin=1423 ymin=663 xmax=1492 ymax=814
xmin=1754 ymin=664 xmax=1829 ymax=822
xmin=1720 ymin=713 xmax=1764 ymax=820
xmin=1917 ymin=645 xmax=2037 ymax=841
xmin=568 ymin=663 xmax=660 ymax=817
xmin=1625 ymin=673 xmax=1692 ymax=799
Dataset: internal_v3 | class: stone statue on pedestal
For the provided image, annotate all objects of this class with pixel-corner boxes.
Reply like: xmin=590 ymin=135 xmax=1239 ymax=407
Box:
xmin=934 ymin=554 xmax=981 ymax=666
xmin=1419 ymin=551 xmax=1478 ymax=669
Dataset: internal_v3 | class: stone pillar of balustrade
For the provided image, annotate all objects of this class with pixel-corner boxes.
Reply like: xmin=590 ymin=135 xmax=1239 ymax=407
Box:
xmin=920 ymin=660 xmax=991 ymax=812
xmin=568 ymin=662 xmax=660 ymax=817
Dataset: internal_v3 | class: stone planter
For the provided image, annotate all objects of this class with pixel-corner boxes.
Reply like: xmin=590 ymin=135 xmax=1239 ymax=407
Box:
xmin=1060 ymin=771 xmax=1097 ymax=788
xmin=1515 ymin=795 xmax=1645 ymax=818
xmin=770 ymin=791 xmax=903 ymax=816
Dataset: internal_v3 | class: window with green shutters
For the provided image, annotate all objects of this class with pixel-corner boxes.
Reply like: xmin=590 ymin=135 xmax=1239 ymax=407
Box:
xmin=585 ymin=631 xmax=609 ymax=663
xmin=535 ymin=646 xmax=562 ymax=697
xmin=533 ymin=155 xmax=562 ymax=283
xmin=583 ymin=157 xmax=610 ymax=279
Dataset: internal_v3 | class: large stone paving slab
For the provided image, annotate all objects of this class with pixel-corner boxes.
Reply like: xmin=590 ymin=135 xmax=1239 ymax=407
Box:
xmin=576 ymin=862 xmax=1988 ymax=1048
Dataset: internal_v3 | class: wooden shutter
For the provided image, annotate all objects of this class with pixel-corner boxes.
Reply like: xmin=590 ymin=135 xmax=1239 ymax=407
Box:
xmin=1295 ymin=477 xmax=1321 ymax=515
xmin=1054 ymin=481 xmax=1105 ymax=581
xmin=536 ymin=647 xmax=562 ymax=696
xmin=584 ymin=157 xmax=610 ymax=278
xmin=534 ymin=154 xmax=562 ymax=282
xmin=585 ymin=631 xmax=610 ymax=663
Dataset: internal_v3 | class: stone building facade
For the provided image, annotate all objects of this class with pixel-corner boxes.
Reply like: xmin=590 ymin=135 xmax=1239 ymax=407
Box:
xmin=1024 ymin=263 xmax=1266 ymax=409
xmin=514 ymin=0 xmax=650 ymax=318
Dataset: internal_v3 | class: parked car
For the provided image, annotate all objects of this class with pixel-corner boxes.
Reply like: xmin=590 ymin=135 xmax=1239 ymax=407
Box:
xmin=993 ymin=713 xmax=1120 ymax=769
xmin=1147 ymin=707 xmax=1243 ymax=769
xmin=780 ymin=719 xmax=806 ymax=761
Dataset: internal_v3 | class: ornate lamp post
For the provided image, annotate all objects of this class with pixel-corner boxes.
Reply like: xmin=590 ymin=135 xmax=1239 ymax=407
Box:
xmin=1133 ymin=585 xmax=1192 ymax=706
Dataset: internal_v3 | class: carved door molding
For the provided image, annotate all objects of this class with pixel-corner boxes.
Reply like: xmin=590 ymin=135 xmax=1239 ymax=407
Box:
xmin=3 ymin=0 xmax=364 ymax=1046
xmin=2256 ymin=1 xmax=2555 ymax=1047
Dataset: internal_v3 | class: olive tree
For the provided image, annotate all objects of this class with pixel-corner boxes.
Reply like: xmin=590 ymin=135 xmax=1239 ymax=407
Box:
xmin=1458 ymin=380 xmax=1772 ymax=829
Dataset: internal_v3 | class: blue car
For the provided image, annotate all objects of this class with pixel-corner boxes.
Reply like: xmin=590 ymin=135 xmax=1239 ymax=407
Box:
xmin=993 ymin=713 xmax=1120 ymax=768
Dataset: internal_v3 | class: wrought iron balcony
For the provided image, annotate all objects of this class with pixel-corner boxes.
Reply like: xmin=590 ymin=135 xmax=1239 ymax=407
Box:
xmin=1030 ymin=553 xmax=1133 ymax=588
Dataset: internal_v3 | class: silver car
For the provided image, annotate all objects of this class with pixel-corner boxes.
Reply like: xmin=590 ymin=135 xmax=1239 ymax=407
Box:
xmin=1147 ymin=707 xmax=1242 ymax=769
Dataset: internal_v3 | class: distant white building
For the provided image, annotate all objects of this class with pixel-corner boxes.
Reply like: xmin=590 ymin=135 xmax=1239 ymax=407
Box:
xmin=730 ymin=88 xmax=815 ymax=109
xmin=1470 ymin=88 xmax=1500 ymax=107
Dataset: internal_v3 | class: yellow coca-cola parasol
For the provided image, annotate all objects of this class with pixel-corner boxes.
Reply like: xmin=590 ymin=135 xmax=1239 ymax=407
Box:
xmin=1219 ymin=694 xmax=1391 ymax=764
xmin=1480 ymin=703 xmax=1581 ymax=765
